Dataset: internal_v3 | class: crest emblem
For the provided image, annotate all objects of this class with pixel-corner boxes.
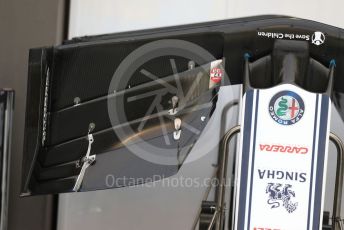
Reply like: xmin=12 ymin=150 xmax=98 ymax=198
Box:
xmin=266 ymin=183 xmax=298 ymax=213
xmin=269 ymin=91 xmax=305 ymax=125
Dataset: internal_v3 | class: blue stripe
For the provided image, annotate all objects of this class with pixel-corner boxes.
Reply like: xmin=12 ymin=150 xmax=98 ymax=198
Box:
xmin=247 ymin=91 xmax=260 ymax=229
xmin=237 ymin=90 xmax=254 ymax=229
xmin=307 ymin=94 xmax=319 ymax=230
xmin=313 ymin=96 xmax=330 ymax=229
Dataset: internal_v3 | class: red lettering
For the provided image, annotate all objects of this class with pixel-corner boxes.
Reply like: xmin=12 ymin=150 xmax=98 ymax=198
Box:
xmin=300 ymin=147 xmax=308 ymax=154
xmin=259 ymin=144 xmax=308 ymax=155
xmin=260 ymin=144 xmax=268 ymax=151
xmin=253 ymin=227 xmax=281 ymax=230
xmin=272 ymin=145 xmax=279 ymax=152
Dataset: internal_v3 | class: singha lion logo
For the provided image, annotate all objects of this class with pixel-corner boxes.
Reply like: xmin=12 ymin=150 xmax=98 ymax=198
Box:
xmin=266 ymin=183 xmax=298 ymax=213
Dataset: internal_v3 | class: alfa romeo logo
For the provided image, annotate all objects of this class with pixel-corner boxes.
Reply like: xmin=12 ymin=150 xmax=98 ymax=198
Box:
xmin=269 ymin=91 xmax=305 ymax=125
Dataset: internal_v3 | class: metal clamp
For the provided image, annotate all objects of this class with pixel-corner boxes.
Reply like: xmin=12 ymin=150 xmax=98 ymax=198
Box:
xmin=173 ymin=118 xmax=182 ymax=140
xmin=73 ymin=134 xmax=96 ymax=192
xmin=168 ymin=96 xmax=179 ymax=115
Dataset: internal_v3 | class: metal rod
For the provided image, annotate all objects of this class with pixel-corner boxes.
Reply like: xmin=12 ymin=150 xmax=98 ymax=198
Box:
xmin=193 ymin=100 xmax=239 ymax=230
xmin=192 ymin=168 xmax=219 ymax=230
xmin=215 ymin=125 xmax=240 ymax=230
xmin=330 ymin=133 xmax=344 ymax=230
xmin=207 ymin=210 xmax=218 ymax=230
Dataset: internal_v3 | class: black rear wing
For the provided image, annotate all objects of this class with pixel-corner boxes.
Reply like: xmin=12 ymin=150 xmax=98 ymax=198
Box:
xmin=21 ymin=15 xmax=344 ymax=196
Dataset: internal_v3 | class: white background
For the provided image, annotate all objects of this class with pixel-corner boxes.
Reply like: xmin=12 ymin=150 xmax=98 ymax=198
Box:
xmin=69 ymin=0 xmax=344 ymax=38
xmin=59 ymin=1 xmax=344 ymax=230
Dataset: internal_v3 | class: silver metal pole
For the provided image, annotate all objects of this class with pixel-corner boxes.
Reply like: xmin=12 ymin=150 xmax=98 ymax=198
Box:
xmin=207 ymin=211 xmax=218 ymax=230
xmin=215 ymin=125 xmax=240 ymax=230
xmin=192 ymin=169 xmax=218 ymax=230
xmin=0 ymin=91 xmax=13 ymax=230
xmin=330 ymin=133 xmax=344 ymax=230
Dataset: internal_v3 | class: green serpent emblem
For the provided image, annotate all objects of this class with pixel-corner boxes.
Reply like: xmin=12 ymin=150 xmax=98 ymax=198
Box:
xmin=269 ymin=91 xmax=304 ymax=125
xmin=277 ymin=97 xmax=288 ymax=116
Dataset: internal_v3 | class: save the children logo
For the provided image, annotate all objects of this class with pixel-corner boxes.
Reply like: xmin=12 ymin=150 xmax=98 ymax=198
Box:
xmin=311 ymin=31 xmax=325 ymax=46
xmin=269 ymin=91 xmax=305 ymax=125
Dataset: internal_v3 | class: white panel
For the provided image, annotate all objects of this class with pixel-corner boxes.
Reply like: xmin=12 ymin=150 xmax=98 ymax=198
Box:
xmin=69 ymin=0 xmax=344 ymax=38
xmin=227 ymin=0 xmax=344 ymax=29
xmin=68 ymin=0 xmax=228 ymax=37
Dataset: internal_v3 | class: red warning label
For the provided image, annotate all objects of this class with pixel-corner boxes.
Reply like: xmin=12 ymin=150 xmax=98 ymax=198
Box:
xmin=210 ymin=67 xmax=223 ymax=83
